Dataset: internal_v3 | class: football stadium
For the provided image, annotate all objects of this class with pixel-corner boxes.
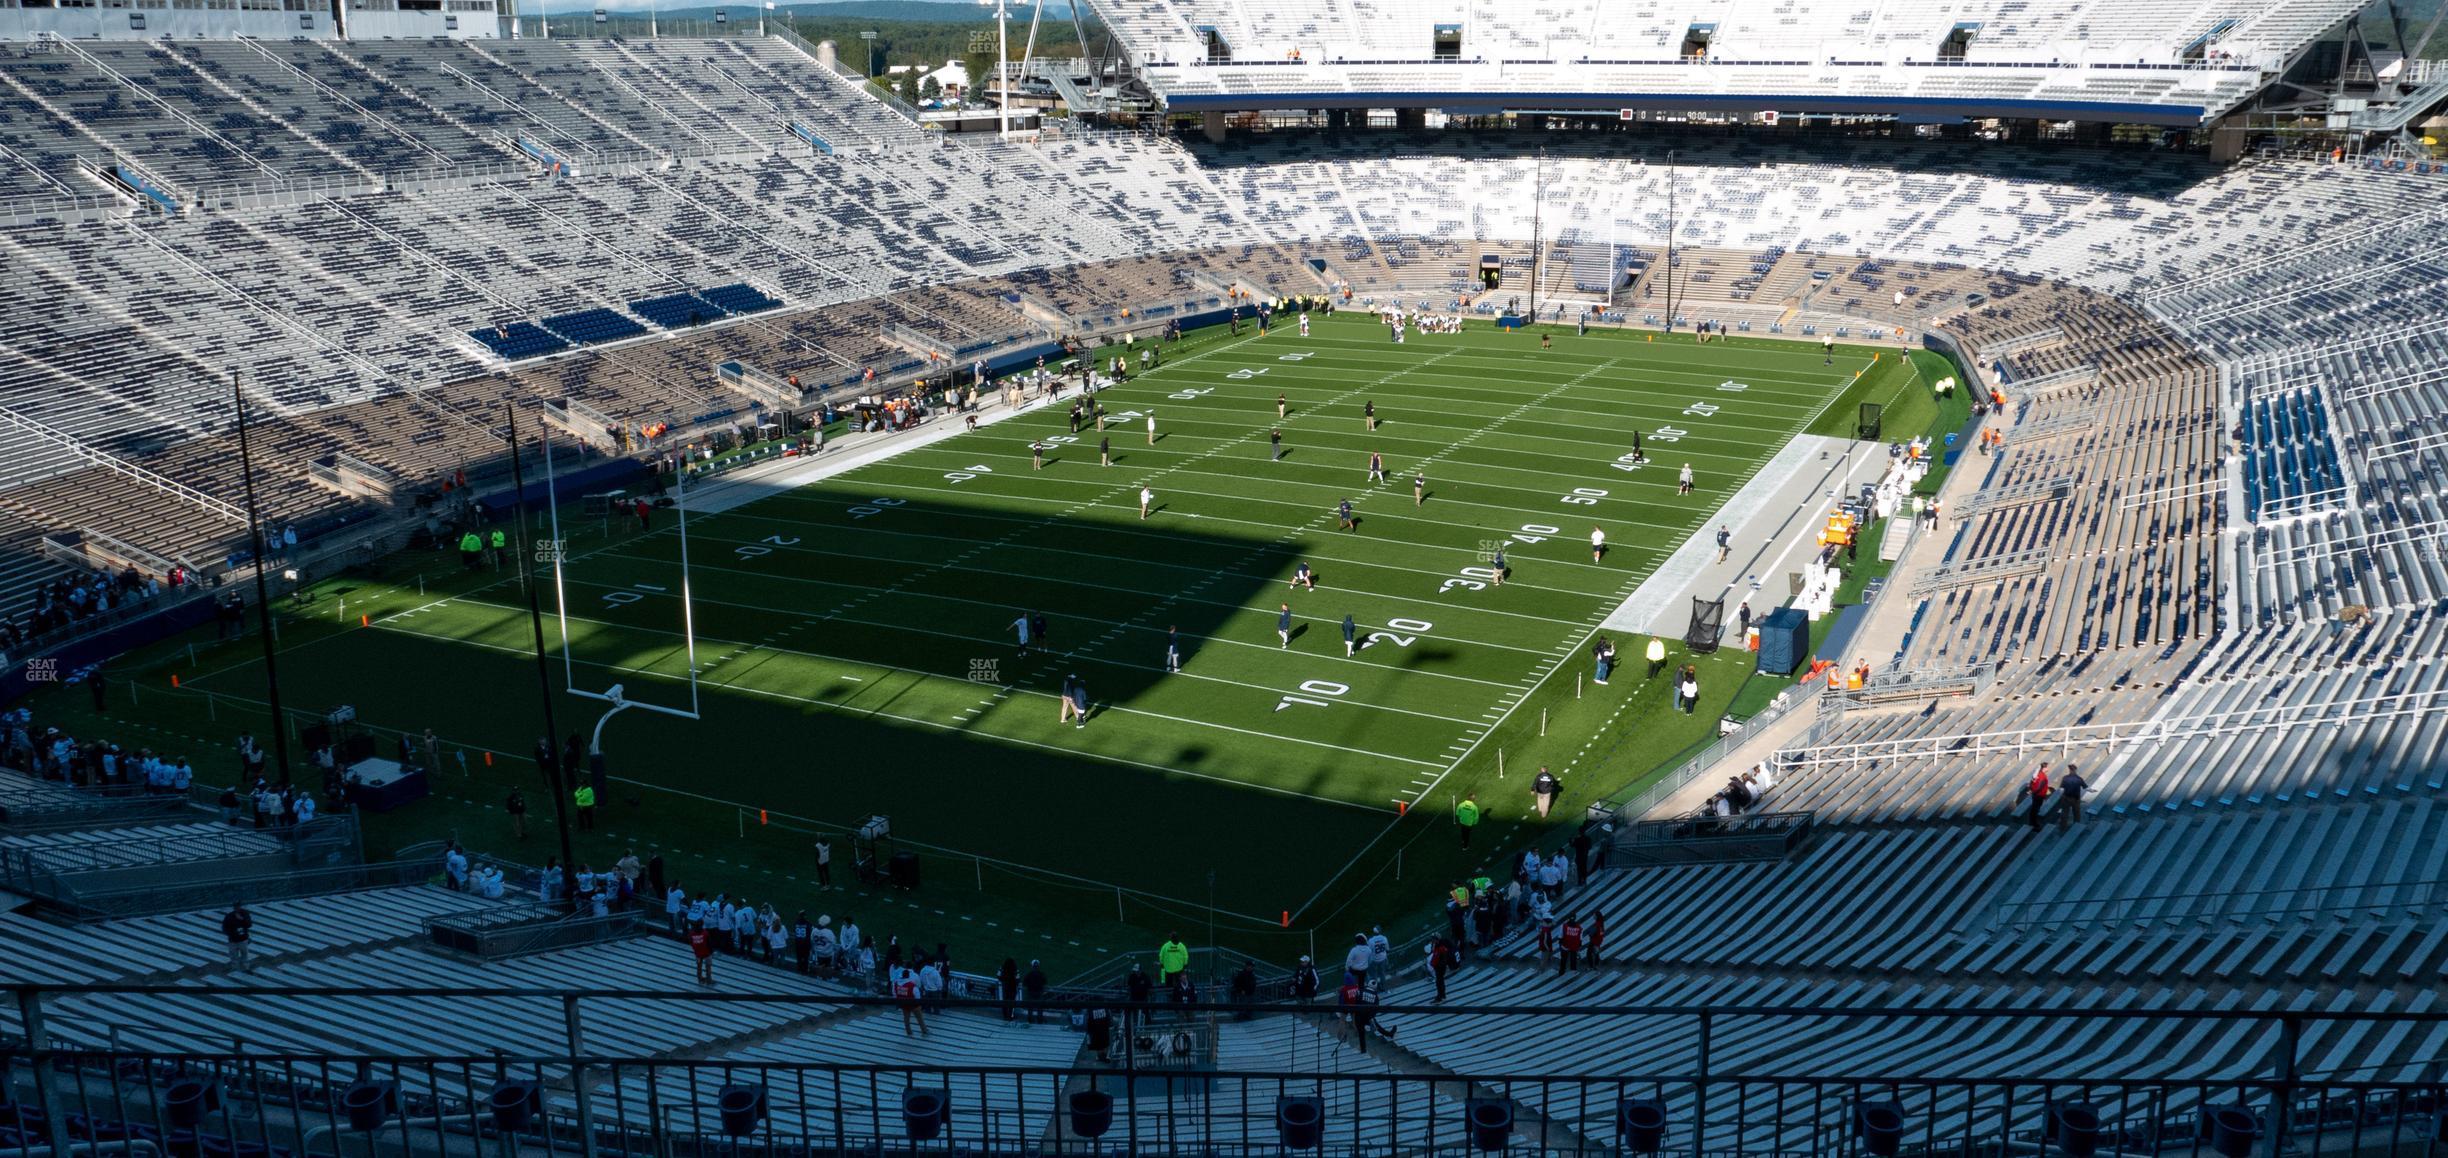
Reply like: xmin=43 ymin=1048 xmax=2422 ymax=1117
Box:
xmin=1 ymin=0 xmax=2445 ymax=1149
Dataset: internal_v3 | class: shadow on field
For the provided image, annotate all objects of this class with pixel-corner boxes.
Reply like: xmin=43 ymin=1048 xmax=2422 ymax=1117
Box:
xmin=396 ymin=487 xmax=1376 ymax=910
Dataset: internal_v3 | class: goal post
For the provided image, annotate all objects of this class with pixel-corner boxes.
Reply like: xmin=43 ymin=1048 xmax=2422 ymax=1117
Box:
xmin=541 ymin=432 xmax=704 ymax=725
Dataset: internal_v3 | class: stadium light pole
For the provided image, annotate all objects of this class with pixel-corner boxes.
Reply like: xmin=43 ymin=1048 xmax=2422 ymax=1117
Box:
xmin=1528 ymin=147 xmax=1545 ymax=323
xmin=1663 ymin=148 xmax=1678 ymax=332
xmin=230 ymin=370 xmax=291 ymax=788
xmin=505 ymin=404 xmax=579 ymax=911
xmin=982 ymin=0 xmax=1027 ymax=138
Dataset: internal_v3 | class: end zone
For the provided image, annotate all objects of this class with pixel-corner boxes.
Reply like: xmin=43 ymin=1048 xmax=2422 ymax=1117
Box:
xmin=1601 ymin=434 xmax=1895 ymax=640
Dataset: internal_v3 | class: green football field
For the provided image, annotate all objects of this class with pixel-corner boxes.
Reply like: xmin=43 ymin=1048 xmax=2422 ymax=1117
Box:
xmin=87 ymin=314 xmax=1921 ymax=965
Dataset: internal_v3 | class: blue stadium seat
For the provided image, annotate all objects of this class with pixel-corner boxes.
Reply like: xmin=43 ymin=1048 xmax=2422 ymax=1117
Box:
xmin=699 ymin=283 xmax=781 ymax=314
xmin=468 ymin=321 xmax=570 ymax=360
xmin=629 ymin=293 xmax=724 ymax=330
xmin=540 ymin=308 xmax=649 ymax=346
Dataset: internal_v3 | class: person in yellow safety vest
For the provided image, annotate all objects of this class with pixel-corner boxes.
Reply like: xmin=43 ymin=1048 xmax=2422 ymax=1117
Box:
xmin=1454 ymin=792 xmax=1482 ymax=849
xmin=1156 ymin=935 xmax=1189 ymax=985
xmin=458 ymin=530 xmax=483 ymax=571
xmin=488 ymin=527 xmax=507 ymax=568
xmin=574 ymin=783 xmax=597 ymax=831
xmin=1646 ymin=637 xmax=1669 ymax=679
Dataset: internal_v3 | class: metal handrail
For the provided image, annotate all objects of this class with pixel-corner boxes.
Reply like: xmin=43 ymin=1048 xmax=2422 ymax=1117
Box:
xmin=12 ymin=982 xmax=2448 ymax=1024
xmin=1993 ymin=876 xmax=2448 ymax=931
xmin=1821 ymin=662 xmax=1996 ymax=711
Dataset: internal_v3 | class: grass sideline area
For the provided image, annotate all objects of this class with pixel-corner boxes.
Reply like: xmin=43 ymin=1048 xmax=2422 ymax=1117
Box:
xmin=34 ymin=314 xmax=1918 ymax=974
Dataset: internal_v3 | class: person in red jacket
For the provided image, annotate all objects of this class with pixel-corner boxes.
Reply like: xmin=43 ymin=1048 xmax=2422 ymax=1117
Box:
xmin=1582 ymin=909 xmax=1606 ymax=968
xmin=1557 ymin=918 xmax=1584 ymax=975
xmin=688 ymin=919 xmax=714 ymax=986
xmin=2022 ymin=763 xmax=2052 ymax=832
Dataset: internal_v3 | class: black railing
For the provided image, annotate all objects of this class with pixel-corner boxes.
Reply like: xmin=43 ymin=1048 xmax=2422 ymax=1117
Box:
xmin=423 ymin=901 xmax=644 ymax=960
xmin=0 ymin=780 xmax=192 ymax=832
xmin=6 ymin=986 xmax=2447 ymax=1156
xmin=0 ymin=814 xmax=365 ymax=917
xmin=1617 ymin=809 xmax=1815 ymax=865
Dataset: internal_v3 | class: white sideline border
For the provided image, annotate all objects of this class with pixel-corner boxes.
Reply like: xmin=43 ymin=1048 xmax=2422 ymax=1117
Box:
xmin=1600 ymin=433 xmax=1891 ymax=639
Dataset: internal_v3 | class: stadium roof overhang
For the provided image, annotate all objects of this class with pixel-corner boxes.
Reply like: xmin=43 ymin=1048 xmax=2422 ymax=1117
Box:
xmin=1154 ymin=89 xmax=2210 ymax=127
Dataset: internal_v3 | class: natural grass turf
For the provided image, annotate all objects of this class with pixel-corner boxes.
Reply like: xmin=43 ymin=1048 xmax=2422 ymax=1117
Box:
xmin=37 ymin=315 xmax=1895 ymax=966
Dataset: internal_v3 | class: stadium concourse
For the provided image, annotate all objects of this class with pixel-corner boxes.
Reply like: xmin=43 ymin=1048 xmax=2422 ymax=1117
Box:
xmin=3 ymin=7 xmax=2448 ymax=1156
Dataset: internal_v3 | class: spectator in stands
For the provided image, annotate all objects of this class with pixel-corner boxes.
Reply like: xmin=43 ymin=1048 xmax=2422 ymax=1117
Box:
xmin=837 ymin=916 xmax=862 ymax=972
xmin=221 ymin=901 xmax=253 ymax=972
xmin=996 ymin=957 xmax=1020 ymax=1020
xmin=688 ymin=918 xmax=715 ymax=987
xmin=1083 ymin=1003 xmax=1114 ymax=1061
xmin=237 ymin=732 xmax=265 ymax=783
xmin=1341 ymin=933 xmax=1373 ymax=987
xmin=1339 ymin=980 xmax=1388 ymax=1053
xmin=763 ymin=909 xmax=788 ymax=963
xmin=1022 ymin=960 xmax=1049 ymax=1023
xmin=249 ymin=781 xmax=274 ymax=829
xmin=2056 ymin=766 xmax=2088 ymax=829
xmin=810 ymin=917 xmax=837 ymax=975
xmin=1426 ymin=937 xmax=1456 ymax=1002
xmin=2020 ymin=763 xmax=2053 ymax=832
xmin=616 ymin=849 xmax=642 ymax=898
xmin=1229 ymin=961 xmax=1259 ymax=1019
xmin=1558 ymin=915 xmax=1584 ymax=974
xmin=891 ymin=959 xmax=925 ymax=1033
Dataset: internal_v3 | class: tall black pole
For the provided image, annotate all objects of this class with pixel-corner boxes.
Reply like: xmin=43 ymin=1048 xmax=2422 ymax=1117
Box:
xmin=506 ymin=404 xmax=579 ymax=910
xmin=231 ymin=371 xmax=291 ymax=787
xmin=1664 ymin=149 xmax=1677 ymax=333
xmin=1528 ymin=147 xmax=1545 ymax=324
